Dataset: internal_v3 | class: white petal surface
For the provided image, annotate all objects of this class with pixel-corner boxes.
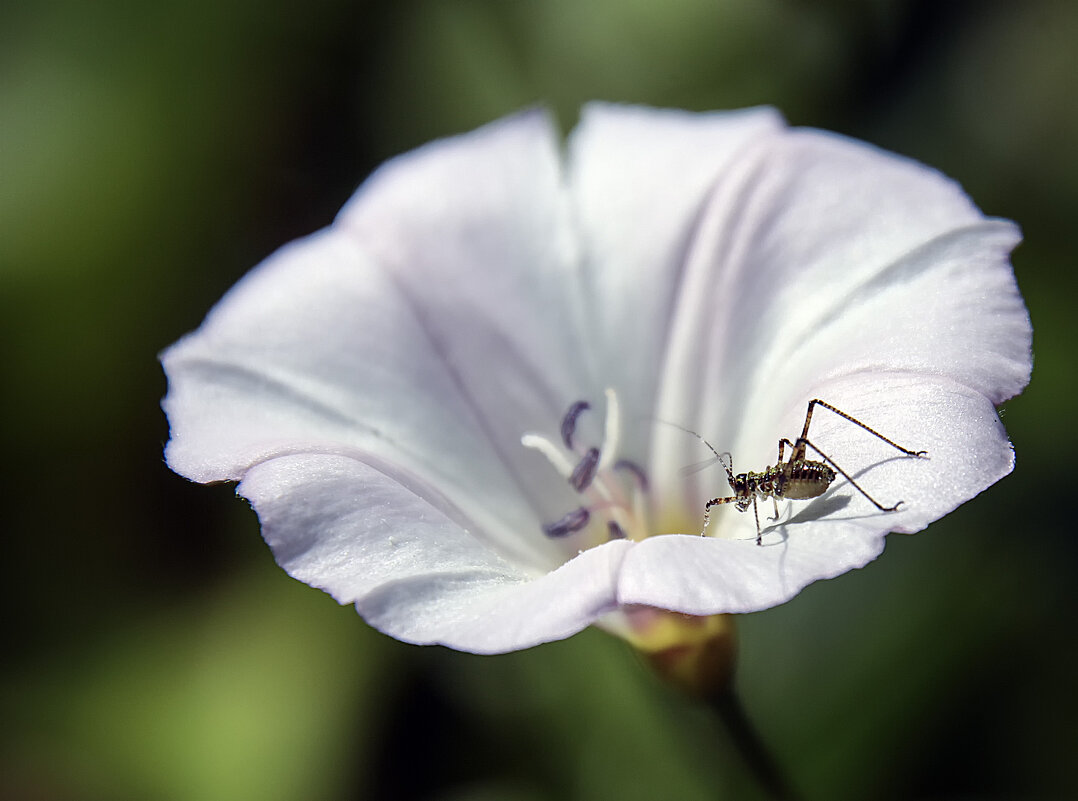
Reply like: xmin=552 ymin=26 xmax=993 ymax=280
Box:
xmin=164 ymin=111 xmax=603 ymax=570
xmin=163 ymin=229 xmax=557 ymax=569
xmin=336 ymin=110 xmax=596 ymax=451
xmin=566 ymin=102 xmax=785 ymax=453
xmin=649 ymin=126 xmax=1029 ymax=494
xmin=337 ymin=108 xmax=627 ymax=550
xmin=618 ymin=532 xmax=886 ymax=614
xmin=620 ymin=375 xmax=1014 ymax=613
xmin=240 ymin=453 xmax=632 ymax=653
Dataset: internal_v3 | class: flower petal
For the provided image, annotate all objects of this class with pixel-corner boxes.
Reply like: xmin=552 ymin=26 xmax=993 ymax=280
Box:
xmin=617 ymin=531 xmax=885 ymax=614
xmin=240 ymin=453 xmax=632 ymax=653
xmin=765 ymin=219 xmax=1028 ymax=398
xmin=162 ymin=228 xmax=560 ymax=570
xmin=620 ymin=376 xmax=1013 ymax=613
xmin=332 ymin=109 xmax=630 ymax=544
xmin=565 ymin=102 xmax=786 ymax=452
xmin=649 ymin=125 xmax=1029 ymax=490
xmin=336 ymin=109 xmax=596 ymax=439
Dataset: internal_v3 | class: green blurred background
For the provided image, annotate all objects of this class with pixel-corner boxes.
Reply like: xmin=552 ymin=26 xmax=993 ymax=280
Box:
xmin=3 ymin=1 xmax=1075 ymax=799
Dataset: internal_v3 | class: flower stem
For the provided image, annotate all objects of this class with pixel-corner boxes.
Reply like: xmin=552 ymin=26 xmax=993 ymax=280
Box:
xmin=710 ymin=688 xmax=802 ymax=801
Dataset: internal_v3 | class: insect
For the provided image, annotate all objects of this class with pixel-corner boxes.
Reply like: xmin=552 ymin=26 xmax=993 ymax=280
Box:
xmin=698 ymin=399 xmax=927 ymax=545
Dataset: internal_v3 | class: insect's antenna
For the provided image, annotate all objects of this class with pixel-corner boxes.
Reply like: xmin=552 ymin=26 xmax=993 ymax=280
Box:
xmin=650 ymin=418 xmax=734 ymax=482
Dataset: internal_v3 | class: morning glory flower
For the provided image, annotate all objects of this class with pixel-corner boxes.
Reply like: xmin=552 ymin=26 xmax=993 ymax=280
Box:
xmin=161 ymin=103 xmax=1031 ymax=654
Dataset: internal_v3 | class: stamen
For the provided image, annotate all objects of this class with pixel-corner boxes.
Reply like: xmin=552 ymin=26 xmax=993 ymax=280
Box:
xmin=521 ymin=433 xmax=575 ymax=479
xmin=614 ymin=459 xmax=649 ymax=492
xmin=560 ymin=400 xmax=590 ymax=450
xmin=542 ymin=507 xmax=591 ymax=538
xmin=530 ymin=390 xmax=653 ymax=545
xmin=597 ymin=388 xmax=621 ymax=471
xmin=569 ymin=447 xmax=601 ymax=492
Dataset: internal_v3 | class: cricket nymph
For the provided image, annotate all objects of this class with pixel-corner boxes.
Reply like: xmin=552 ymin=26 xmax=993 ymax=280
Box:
xmin=699 ymin=399 xmax=927 ymax=545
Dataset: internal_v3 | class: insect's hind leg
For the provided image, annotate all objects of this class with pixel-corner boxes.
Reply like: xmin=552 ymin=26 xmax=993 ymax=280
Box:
xmin=804 ymin=399 xmax=927 ymax=457
xmin=776 ymin=437 xmax=787 ymax=464
xmin=799 ymin=437 xmax=903 ymax=512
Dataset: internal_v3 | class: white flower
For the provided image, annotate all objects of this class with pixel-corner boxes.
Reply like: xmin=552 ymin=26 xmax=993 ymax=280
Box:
xmin=161 ymin=103 xmax=1031 ymax=654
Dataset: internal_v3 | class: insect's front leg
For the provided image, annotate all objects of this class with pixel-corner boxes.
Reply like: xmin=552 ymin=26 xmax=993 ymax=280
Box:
xmin=701 ymin=495 xmax=739 ymax=536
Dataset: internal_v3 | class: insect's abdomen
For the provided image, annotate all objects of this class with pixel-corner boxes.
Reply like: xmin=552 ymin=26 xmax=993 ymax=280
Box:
xmin=781 ymin=462 xmax=836 ymax=500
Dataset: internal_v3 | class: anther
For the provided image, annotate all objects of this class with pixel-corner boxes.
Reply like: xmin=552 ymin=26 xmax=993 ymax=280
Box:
xmin=542 ymin=507 xmax=591 ymax=538
xmin=560 ymin=401 xmax=590 ymax=450
xmin=607 ymin=521 xmax=627 ymax=540
xmin=614 ymin=459 xmax=649 ymax=492
xmin=569 ymin=447 xmax=601 ymax=492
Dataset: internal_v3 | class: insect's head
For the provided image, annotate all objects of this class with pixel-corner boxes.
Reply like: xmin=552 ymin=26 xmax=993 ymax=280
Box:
xmin=729 ymin=471 xmax=749 ymax=495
